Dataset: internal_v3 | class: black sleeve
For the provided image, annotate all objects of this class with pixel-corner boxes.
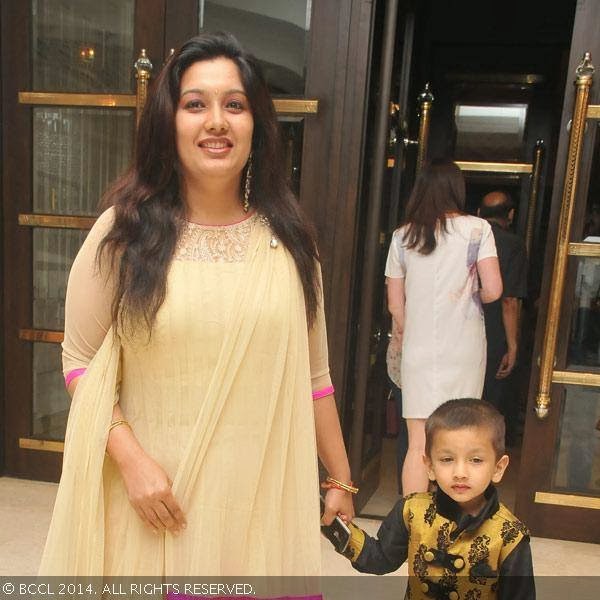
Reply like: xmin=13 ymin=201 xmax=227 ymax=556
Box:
xmin=352 ymin=499 xmax=409 ymax=575
xmin=502 ymin=238 xmax=528 ymax=299
xmin=497 ymin=536 xmax=536 ymax=600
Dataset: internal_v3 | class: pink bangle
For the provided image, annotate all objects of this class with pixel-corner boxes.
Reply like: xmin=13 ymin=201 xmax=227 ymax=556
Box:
xmin=65 ymin=368 xmax=87 ymax=387
xmin=312 ymin=385 xmax=334 ymax=400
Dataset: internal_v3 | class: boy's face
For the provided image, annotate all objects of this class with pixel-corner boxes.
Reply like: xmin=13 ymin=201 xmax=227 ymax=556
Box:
xmin=424 ymin=426 xmax=509 ymax=515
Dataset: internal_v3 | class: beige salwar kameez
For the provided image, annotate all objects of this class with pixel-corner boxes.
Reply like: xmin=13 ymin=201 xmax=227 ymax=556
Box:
xmin=39 ymin=209 xmax=331 ymax=577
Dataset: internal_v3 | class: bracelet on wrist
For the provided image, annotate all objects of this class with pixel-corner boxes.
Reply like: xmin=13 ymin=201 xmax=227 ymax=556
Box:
xmin=322 ymin=476 xmax=359 ymax=495
xmin=108 ymin=419 xmax=130 ymax=433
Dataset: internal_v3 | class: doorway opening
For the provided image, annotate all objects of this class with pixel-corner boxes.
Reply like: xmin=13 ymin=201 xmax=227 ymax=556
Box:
xmin=354 ymin=0 xmax=578 ymax=519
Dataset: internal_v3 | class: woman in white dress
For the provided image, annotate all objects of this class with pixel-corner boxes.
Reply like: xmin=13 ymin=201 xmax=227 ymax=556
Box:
xmin=385 ymin=159 xmax=502 ymax=494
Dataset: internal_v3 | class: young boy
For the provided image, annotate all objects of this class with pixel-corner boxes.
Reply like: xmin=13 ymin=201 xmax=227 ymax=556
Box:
xmin=331 ymin=399 xmax=534 ymax=599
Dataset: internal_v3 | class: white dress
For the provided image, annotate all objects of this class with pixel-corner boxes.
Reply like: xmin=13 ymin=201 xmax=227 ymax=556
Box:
xmin=385 ymin=215 xmax=497 ymax=418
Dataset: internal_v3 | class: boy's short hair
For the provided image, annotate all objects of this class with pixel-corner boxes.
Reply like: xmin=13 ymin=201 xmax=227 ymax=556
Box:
xmin=425 ymin=399 xmax=506 ymax=458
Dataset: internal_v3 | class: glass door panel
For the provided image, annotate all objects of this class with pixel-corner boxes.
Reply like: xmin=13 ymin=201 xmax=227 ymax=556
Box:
xmin=32 ymin=0 xmax=135 ymax=93
xmin=196 ymin=1 xmax=314 ymax=186
xmin=568 ymin=256 xmax=600 ymax=370
xmin=553 ymin=385 xmax=600 ymax=494
xmin=27 ymin=0 xmax=137 ymax=451
xmin=33 ymin=107 xmax=134 ymax=215
xmin=1 ymin=0 xmax=143 ymax=480
xmin=31 ymin=227 xmax=89 ymax=441
xmin=198 ymin=0 xmax=311 ymax=95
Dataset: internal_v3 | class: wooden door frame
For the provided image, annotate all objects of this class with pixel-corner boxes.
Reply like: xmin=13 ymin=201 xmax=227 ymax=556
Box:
xmin=515 ymin=0 xmax=600 ymax=542
xmin=0 ymin=0 xmax=168 ymax=480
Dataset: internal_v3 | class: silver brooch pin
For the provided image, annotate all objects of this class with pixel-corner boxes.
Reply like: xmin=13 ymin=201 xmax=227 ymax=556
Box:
xmin=259 ymin=215 xmax=279 ymax=249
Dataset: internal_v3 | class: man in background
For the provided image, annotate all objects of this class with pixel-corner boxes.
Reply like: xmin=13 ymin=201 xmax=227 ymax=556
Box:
xmin=478 ymin=191 xmax=528 ymax=446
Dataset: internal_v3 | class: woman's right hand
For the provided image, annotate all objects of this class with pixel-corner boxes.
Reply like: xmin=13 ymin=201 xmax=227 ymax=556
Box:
xmin=117 ymin=448 xmax=187 ymax=534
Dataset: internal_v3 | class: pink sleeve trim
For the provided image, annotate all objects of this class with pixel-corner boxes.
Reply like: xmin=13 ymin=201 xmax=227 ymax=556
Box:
xmin=312 ymin=385 xmax=335 ymax=400
xmin=65 ymin=368 xmax=87 ymax=387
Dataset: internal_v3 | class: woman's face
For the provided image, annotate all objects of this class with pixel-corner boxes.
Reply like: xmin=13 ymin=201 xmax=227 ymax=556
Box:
xmin=175 ymin=57 xmax=254 ymax=186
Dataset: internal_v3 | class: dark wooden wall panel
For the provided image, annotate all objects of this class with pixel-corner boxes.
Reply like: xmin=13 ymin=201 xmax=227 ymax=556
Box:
xmin=1 ymin=0 xmax=36 ymax=477
xmin=165 ymin=0 xmax=198 ymax=55
xmin=302 ymin=0 xmax=375 ymax=420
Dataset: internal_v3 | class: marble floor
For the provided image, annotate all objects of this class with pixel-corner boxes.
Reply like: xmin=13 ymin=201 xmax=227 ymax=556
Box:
xmin=1 ymin=474 xmax=599 ymax=580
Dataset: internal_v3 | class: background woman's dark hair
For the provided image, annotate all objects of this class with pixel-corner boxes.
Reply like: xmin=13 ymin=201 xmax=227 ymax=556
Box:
xmin=98 ymin=32 xmax=319 ymax=332
xmin=401 ymin=158 xmax=466 ymax=255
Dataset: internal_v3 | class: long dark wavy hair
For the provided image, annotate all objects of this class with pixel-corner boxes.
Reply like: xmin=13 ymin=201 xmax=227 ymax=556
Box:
xmin=402 ymin=158 xmax=466 ymax=255
xmin=98 ymin=32 xmax=319 ymax=332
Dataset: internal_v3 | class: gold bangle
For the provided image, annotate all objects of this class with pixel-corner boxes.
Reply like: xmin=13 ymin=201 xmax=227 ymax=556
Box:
xmin=108 ymin=419 xmax=130 ymax=433
xmin=325 ymin=476 xmax=359 ymax=494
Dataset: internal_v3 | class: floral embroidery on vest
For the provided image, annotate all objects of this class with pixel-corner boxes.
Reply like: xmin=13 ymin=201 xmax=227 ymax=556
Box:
xmin=424 ymin=499 xmax=437 ymax=526
xmin=413 ymin=544 xmax=428 ymax=578
xmin=468 ymin=534 xmax=492 ymax=585
xmin=500 ymin=520 xmax=530 ymax=546
xmin=437 ymin=521 xmax=451 ymax=550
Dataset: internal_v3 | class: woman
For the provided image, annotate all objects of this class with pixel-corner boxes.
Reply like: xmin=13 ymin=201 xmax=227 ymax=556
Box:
xmin=385 ymin=159 xmax=502 ymax=495
xmin=40 ymin=32 xmax=353 ymax=577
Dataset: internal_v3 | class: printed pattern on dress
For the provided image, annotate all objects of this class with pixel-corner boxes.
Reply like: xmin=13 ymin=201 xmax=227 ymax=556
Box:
xmin=464 ymin=226 xmax=484 ymax=318
xmin=174 ymin=215 xmax=256 ymax=263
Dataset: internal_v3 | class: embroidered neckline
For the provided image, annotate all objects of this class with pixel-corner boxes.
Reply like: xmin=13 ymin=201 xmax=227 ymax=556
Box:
xmin=175 ymin=213 xmax=258 ymax=263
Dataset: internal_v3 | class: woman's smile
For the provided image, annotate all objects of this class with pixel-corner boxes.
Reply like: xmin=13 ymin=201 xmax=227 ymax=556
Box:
xmin=198 ymin=136 xmax=233 ymax=156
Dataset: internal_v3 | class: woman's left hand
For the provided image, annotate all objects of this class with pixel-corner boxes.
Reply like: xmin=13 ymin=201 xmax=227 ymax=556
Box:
xmin=320 ymin=487 xmax=355 ymax=525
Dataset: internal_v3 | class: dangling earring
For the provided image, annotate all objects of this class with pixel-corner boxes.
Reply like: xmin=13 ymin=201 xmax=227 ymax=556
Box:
xmin=243 ymin=153 xmax=253 ymax=213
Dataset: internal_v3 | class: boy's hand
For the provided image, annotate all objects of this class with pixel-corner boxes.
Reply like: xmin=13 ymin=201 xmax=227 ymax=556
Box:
xmin=321 ymin=487 xmax=355 ymax=525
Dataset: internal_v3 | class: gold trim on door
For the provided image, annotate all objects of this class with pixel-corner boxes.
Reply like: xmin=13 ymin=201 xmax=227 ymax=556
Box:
xmin=134 ymin=49 xmax=153 ymax=124
xmin=273 ymin=99 xmax=319 ymax=114
xmin=455 ymin=161 xmax=533 ymax=174
xmin=18 ymin=92 xmax=137 ymax=108
xmin=524 ymin=140 xmax=545 ymax=257
xmin=19 ymin=329 xmax=64 ymax=344
xmin=551 ymin=370 xmax=600 ymax=387
xmin=535 ymin=52 xmax=595 ymax=419
xmin=19 ymin=438 xmax=64 ymax=453
xmin=535 ymin=492 xmax=600 ymax=510
xmin=568 ymin=242 xmax=600 ymax=256
xmin=19 ymin=92 xmax=319 ymax=115
xmin=587 ymin=104 xmax=600 ymax=119
xmin=416 ymin=84 xmax=434 ymax=173
xmin=18 ymin=214 xmax=95 ymax=230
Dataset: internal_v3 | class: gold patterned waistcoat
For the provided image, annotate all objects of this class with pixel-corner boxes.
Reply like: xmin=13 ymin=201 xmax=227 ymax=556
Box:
xmin=403 ymin=492 xmax=528 ymax=600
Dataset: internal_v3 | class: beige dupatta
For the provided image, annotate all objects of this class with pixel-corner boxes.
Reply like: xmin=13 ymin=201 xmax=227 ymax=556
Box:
xmin=39 ymin=221 xmax=320 ymax=576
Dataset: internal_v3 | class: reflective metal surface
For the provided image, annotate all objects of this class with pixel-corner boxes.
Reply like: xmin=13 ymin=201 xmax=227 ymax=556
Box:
xmin=536 ymin=53 xmax=595 ymax=419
